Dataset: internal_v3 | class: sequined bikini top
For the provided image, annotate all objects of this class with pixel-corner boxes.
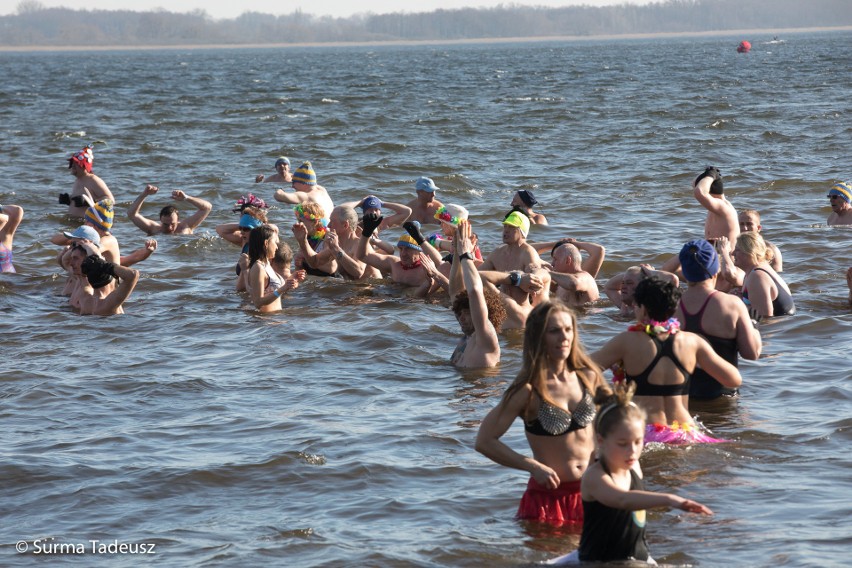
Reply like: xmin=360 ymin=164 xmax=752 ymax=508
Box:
xmin=524 ymin=387 xmax=596 ymax=436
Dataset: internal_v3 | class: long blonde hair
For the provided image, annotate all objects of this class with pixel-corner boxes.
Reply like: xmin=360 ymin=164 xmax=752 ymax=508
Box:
xmin=501 ymin=299 xmax=604 ymax=410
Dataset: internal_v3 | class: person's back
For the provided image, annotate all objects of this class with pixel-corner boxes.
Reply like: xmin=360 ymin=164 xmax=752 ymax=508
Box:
xmin=693 ymin=167 xmax=739 ymax=246
xmin=675 ymin=239 xmax=760 ymax=400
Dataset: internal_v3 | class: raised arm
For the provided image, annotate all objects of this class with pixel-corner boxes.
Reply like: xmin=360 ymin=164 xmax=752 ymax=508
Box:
xmin=0 ymin=204 xmax=24 ymax=242
xmin=639 ymin=264 xmax=679 ymax=287
xmin=403 ymin=221 xmax=443 ymax=265
xmin=120 ymin=239 xmax=157 ymax=267
xmin=604 ymin=273 xmax=624 ymax=307
xmin=93 ymin=263 xmax=140 ymax=316
xmin=378 ymin=201 xmax=413 ymax=230
xmin=215 ymin=222 xmax=243 ymax=245
xmin=693 ymin=168 xmax=726 ymax=214
xmin=458 ymin=220 xmax=499 ymax=350
xmin=575 ymin=240 xmax=606 ymax=278
xmin=357 ymin=213 xmax=395 ymax=273
xmin=173 ymin=190 xmax=212 ymax=232
xmin=126 ymin=185 xmax=162 ymax=234
xmin=716 ymin=236 xmax=744 ymax=287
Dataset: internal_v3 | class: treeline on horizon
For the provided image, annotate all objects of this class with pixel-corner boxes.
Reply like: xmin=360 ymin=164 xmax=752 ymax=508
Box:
xmin=1 ymin=0 xmax=850 ymax=46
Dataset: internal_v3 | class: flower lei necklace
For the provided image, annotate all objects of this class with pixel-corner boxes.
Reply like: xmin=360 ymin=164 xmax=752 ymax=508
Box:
xmin=611 ymin=317 xmax=681 ymax=382
xmin=294 ymin=204 xmax=329 ymax=241
xmin=628 ymin=317 xmax=681 ymax=336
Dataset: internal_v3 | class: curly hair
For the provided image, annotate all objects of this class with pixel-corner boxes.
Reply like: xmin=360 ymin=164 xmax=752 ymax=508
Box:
xmin=452 ymin=288 xmax=508 ymax=333
xmin=633 ymin=276 xmax=681 ymax=321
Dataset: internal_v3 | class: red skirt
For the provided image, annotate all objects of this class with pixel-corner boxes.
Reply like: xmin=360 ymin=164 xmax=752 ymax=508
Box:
xmin=516 ymin=477 xmax=583 ymax=526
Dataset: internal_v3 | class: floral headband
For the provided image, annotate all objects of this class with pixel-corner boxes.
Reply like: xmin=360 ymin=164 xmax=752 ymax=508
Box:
xmin=233 ymin=193 xmax=268 ymax=212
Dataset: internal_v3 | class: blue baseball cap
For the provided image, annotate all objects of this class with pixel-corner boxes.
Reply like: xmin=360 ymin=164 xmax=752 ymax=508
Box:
xmin=63 ymin=225 xmax=101 ymax=246
xmin=415 ymin=177 xmax=439 ymax=193
xmin=361 ymin=196 xmax=383 ymax=211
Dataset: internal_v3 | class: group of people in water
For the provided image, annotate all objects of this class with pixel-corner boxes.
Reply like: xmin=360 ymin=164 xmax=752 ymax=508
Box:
xmin=2 ymin=146 xmax=852 ymax=563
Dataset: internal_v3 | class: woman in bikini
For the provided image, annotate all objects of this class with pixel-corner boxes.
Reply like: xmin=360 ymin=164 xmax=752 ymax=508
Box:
xmin=592 ymin=277 xmax=741 ymax=444
xmin=734 ymin=231 xmax=795 ymax=318
xmin=246 ymin=225 xmax=305 ymax=313
xmin=475 ymin=299 xmax=607 ymax=526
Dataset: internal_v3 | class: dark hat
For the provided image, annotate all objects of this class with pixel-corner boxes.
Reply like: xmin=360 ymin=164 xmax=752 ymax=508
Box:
xmin=679 ymin=239 xmax=719 ymax=282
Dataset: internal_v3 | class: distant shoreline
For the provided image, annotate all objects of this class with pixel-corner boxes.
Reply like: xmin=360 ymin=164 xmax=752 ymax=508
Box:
xmin=1 ymin=25 xmax=850 ymax=52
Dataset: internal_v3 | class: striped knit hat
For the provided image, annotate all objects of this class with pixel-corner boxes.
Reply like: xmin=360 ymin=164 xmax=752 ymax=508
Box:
xmin=828 ymin=182 xmax=852 ymax=204
xmin=85 ymin=199 xmax=115 ymax=232
xmin=292 ymin=161 xmax=317 ymax=186
xmin=397 ymin=234 xmax=422 ymax=252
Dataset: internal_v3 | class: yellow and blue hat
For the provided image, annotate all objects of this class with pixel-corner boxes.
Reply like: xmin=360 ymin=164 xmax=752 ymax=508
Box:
xmin=293 ymin=161 xmax=317 ymax=186
xmin=84 ymin=199 xmax=114 ymax=232
xmin=397 ymin=234 xmax=422 ymax=252
xmin=828 ymin=182 xmax=851 ymax=204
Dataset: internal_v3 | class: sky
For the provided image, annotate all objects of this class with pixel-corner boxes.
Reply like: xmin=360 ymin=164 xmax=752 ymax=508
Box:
xmin=0 ymin=0 xmax=652 ymax=20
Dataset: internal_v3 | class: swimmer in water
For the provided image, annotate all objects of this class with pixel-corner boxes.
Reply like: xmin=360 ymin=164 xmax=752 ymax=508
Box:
xmin=592 ymin=277 xmax=741 ymax=444
xmin=449 ymin=220 xmax=505 ymax=368
xmin=0 ymin=203 xmax=24 ymax=273
xmin=547 ymin=381 xmax=713 ymax=565
xmin=475 ymin=298 xmax=607 ymax=526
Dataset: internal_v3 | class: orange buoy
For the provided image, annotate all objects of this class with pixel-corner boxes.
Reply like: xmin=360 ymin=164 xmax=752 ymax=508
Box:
xmin=737 ymin=40 xmax=751 ymax=53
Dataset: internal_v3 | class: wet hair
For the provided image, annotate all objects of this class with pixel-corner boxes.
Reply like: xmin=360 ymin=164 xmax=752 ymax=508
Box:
xmin=593 ymin=380 xmax=646 ymax=439
xmin=271 ymin=241 xmax=293 ymax=270
xmin=242 ymin=206 xmax=269 ymax=224
xmin=633 ymin=277 xmax=681 ymax=321
xmin=736 ymin=231 xmax=770 ymax=265
xmin=502 ymin=298 xmax=604 ymax=410
xmin=452 ymin=288 xmax=507 ymax=333
xmin=159 ymin=205 xmax=179 ymax=219
xmin=247 ymin=225 xmax=276 ymax=269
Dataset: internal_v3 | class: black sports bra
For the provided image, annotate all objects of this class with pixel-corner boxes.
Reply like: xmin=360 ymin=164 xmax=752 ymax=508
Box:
xmin=525 ymin=387 xmax=596 ymax=436
xmin=626 ymin=334 xmax=691 ymax=397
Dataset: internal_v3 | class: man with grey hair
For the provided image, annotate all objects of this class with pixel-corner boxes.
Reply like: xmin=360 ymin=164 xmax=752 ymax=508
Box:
xmin=295 ymin=204 xmax=379 ymax=280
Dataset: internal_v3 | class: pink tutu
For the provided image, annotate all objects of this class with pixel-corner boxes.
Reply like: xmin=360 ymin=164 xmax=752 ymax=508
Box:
xmin=644 ymin=421 xmax=728 ymax=444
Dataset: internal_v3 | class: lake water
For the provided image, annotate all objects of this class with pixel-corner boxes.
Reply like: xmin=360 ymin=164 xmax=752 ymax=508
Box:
xmin=1 ymin=31 xmax=851 ymax=567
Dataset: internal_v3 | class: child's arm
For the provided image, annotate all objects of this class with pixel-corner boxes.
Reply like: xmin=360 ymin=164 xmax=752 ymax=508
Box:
xmin=583 ymin=465 xmax=713 ymax=515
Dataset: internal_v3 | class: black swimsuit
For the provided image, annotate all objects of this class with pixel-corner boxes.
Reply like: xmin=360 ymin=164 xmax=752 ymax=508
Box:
xmin=679 ymin=293 xmax=739 ymax=399
xmin=743 ymin=267 xmax=795 ymax=316
xmin=626 ymin=334 xmax=691 ymax=397
xmin=579 ymin=467 xmax=650 ymax=562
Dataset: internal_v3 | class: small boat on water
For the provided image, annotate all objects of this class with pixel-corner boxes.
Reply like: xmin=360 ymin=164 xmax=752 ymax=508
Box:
xmin=764 ymin=36 xmax=785 ymax=45
xmin=737 ymin=40 xmax=751 ymax=53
